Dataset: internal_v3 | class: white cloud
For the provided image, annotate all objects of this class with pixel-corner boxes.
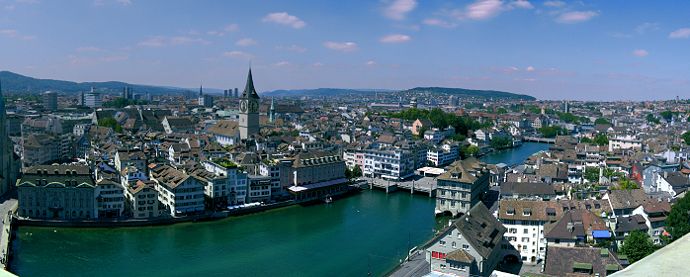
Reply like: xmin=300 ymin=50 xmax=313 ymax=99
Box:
xmin=68 ymin=54 xmax=128 ymax=65
xmin=138 ymin=36 xmax=210 ymax=47
xmin=224 ymin=24 xmax=239 ymax=32
xmin=380 ymin=34 xmax=411 ymax=43
xmin=366 ymin=60 xmax=376 ymax=66
xmin=452 ymin=0 xmax=532 ymax=21
xmin=236 ymin=38 xmax=257 ymax=47
xmin=223 ymin=51 xmax=253 ymax=60
xmin=632 ymin=49 xmax=648 ymax=57
xmin=669 ymin=28 xmax=690 ymax=39
xmin=543 ymin=1 xmax=565 ymax=7
xmin=635 ymin=22 xmax=659 ymax=34
xmin=116 ymin=0 xmax=131 ymax=6
xmin=526 ymin=66 xmax=535 ymax=72
xmin=556 ymin=11 xmax=598 ymax=24
xmin=276 ymin=44 xmax=307 ymax=53
xmin=323 ymin=41 xmax=358 ymax=52
xmin=312 ymin=62 xmax=324 ymax=67
xmin=262 ymin=12 xmax=306 ymax=29
xmin=465 ymin=0 xmax=504 ymax=20
xmin=273 ymin=61 xmax=290 ymax=67
xmin=422 ymin=18 xmax=457 ymax=28
xmin=384 ymin=0 xmax=417 ymax=20
xmin=511 ymin=0 xmax=533 ymax=9
xmin=0 ymin=29 xmax=36 ymax=40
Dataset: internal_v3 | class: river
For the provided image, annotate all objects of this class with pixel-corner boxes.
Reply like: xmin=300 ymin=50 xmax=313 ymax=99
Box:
xmin=10 ymin=142 xmax=550 ymax=277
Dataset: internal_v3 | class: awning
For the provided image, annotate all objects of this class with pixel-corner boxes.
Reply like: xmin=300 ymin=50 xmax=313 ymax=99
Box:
xmin=288 ymin=178 xmax=348 ymax=193
xmin=592 ymin=230 xmax=611 ymax=238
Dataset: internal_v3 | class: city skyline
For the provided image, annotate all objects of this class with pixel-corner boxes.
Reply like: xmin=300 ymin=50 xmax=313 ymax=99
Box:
xmin=1 ymin=0 xmax=690 ymax=100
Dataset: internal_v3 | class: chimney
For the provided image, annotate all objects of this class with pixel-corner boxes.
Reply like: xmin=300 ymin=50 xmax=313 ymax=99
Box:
xmin=566 ymin=222 xmax=574 ymax=233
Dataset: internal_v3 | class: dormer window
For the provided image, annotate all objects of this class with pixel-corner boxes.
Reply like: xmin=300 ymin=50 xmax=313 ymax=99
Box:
xmin=523 ymin=208 xmax=532 ymax=216
xmin=506 ymin=207 xmax=515 ymax=215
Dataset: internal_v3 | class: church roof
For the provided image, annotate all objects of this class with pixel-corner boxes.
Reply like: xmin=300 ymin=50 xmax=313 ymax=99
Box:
xmin=242 ymin=68 xmax=260 ymax=99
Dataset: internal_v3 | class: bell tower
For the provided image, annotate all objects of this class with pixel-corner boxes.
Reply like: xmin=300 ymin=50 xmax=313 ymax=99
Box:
xmin=239 ymin=68 xmax=260 ymax=139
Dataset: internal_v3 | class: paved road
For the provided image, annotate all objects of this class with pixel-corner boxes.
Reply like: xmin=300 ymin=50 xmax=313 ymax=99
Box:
xmin=388 ymin=250 xmax=430 ymax=277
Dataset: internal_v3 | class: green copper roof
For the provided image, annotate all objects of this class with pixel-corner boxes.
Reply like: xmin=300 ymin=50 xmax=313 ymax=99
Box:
xmin=572 ymin=262 xmax=592 ymax=270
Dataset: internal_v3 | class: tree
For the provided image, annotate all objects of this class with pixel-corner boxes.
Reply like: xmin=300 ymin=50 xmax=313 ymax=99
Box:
xmin=660 ymin=110 xmax=675 ymax=121
xmin=538 ymin=126 xmax=566 ymax=138
xmin=98 ymin=117 xmax=123 ymax=133
xmin=594 ymin=117 xmax=610 ymax=125
xmin=490 ymin=136 xmax=513 ymax=149
xmin=496 ymin=107 xmax=508 ymax=114
xmin=463 ymin=145 xmax=480 ymax=157
xmin=620 ymin=231 xmax=657 ymax=263
xmin=614 ymin=178 xmax=639 ymax=190
xmin=584 ymin=167 xmax=600 ymax=183
xmin=665 ymin=193 xmax=690 ymax=242
xmin=682 ymin=131 xmax=690 ymax=146
xmin=646 ymin=114 xmax=660 ymax=124
xmin=593 ymin=134 xmax=609 ymax=146
xmin=351 ymin=166 xmax=362 ymax=178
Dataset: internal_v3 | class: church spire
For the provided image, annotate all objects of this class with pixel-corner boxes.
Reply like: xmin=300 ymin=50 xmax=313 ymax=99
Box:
xmin=199 ymin=84 xmax=203 ymax=96
xmin=270 ymin=97 xmax=275 ymax=110
xmin=242 ymin=68 xmax=259 ymax=99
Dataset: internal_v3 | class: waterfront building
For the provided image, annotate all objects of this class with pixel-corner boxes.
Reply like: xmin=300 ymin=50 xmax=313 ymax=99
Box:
xmin=42 ymin=91 xmax=57 ymax=111
xmin=286 ymin=151 xmax=349 ymax=202
xmin=259 ymin=159 xmax=283 ymax=198
xmin=150 ymin=164 xmax=205 ymax=217
xmin=124 ymin=180 xmax=160 ymax=218
xmin=84 ymin=87 xmax=102 ymax=108
xmin=362 ymin=148 xmax=415 ymax=180
xmin=0 ymin=81 xmax=21 ymax=196
xmin=94 ymin=177 xmax=125 ymax=218
xmin=435 ymin=158 xmax=490 ymax=217
xmin=17 ymin=164 xmax=97 ymax=219
xmin=425 ymin=203 xmax=507 ymax=277
xmin=427 ymin=142 xmax=459 ymax=167
xmin=498 ymin=199 xmax=562 ymax=264
xmin=202 ymin=159 xmax=247 ymax=205
xmin=247 ymin=175 xmax=271 ymax=203
xmin=239 ymin=68 xmax=260 ymax=140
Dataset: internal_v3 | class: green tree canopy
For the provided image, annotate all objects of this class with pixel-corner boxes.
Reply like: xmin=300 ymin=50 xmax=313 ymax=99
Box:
xmin=594 ymin=117 xmax=610 ymax=125
xmin=620 ymin=231 xmax=657 ymax=263
xmin=538 ymin=126 xmax=566 ymax=138
xmin=682 ymin=131 xmax=690 ymax=146
xmin=665 ymin=193 xmax=690 ymax=242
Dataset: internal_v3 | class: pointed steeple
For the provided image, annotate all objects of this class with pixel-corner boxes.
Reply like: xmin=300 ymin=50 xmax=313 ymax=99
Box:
xmin=242 ymin=68 xmax=259 ymax=99
xmin=270 ymin=97 xmax=275 ymax=110
xmin=199 ymin=84 xmax=203 ymax=96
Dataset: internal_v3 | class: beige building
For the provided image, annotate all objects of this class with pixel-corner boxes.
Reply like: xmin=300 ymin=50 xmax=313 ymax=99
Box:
xmin=125 ymin=180 xmax=160 ymax=218
xmin=435 ymin=157 xmax=490 ymax=217
xmin=17 ymin=165 xmax=97 ymax=219
xmin=150 ymin=164 xmax=205 ymax=217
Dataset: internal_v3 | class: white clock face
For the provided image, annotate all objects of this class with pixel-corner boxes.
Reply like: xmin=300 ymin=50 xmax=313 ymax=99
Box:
xmin=240 ymin=100 xmax=248 ymax=112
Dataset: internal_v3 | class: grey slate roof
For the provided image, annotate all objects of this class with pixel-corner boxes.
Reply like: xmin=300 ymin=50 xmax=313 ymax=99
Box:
xmin=453 ymin=203 xmax=506 ymax=259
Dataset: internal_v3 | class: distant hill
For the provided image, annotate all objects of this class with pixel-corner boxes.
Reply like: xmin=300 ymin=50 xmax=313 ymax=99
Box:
xmin=402 ymin=87 xmax=535 ymax=100
xmin=262 ymin=88 xmax=394 ymax=97
xmin=0 ymin=71 xmax=189 ymax=95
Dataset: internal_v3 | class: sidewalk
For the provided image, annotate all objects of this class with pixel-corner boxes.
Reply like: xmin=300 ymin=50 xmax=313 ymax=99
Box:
xmin=0 ymin=199 xmax=18 ymax=268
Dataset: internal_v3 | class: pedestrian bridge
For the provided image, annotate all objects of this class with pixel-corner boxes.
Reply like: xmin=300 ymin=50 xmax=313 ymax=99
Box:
xmin=363 ymin=176 xmax=437 ymax=197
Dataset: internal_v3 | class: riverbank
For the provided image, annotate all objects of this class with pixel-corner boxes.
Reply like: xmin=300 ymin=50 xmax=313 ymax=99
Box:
xmin=13 ymin=187 xmax=360 ymax=229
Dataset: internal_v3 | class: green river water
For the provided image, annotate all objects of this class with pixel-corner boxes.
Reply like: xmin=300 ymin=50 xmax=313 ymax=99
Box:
xmin=10 ymin=143 xmax=549 ymax=276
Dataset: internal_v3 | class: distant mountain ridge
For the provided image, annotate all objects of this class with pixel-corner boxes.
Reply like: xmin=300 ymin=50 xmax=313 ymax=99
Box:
xmin=262 ymin=88 xmax=394 ymax=97
xmin=402 ymin=87 xmax=535 ymax=100
xmin=0 ymin=71 xmax=535 ymax=100
xmin=0 ymin=71 xmax=189 ymax=95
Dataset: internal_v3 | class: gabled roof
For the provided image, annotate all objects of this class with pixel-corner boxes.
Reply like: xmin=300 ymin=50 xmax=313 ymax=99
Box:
xmin=544 ymin=246 xmax=621 ymax=277
xmin=453 ymin=203 xmax=506 ymax=259
xmin=500 ymin=182 xmax=556 ymax=197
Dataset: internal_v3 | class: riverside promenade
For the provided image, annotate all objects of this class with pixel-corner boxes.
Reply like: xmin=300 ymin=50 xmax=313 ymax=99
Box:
xmin=0 ymin=199 xmax=17 ymax=269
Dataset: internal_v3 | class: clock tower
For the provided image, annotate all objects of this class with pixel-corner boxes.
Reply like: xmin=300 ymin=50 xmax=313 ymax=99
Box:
xmin=239 ymin=68 xmax=260 ymax=140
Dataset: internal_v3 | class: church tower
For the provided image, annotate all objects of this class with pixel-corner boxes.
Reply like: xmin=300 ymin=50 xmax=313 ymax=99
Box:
xmin=269 ymin=97 xmax=276 ymax=123
xmin=0 ymin=79 xmax=20 ymax=196
xmin=239 ymin=68 xmax=260 ymax=139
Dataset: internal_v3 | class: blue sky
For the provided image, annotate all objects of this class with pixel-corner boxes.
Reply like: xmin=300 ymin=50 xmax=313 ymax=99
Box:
xmin=1 ymin=0 xmax=689 ymax=100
